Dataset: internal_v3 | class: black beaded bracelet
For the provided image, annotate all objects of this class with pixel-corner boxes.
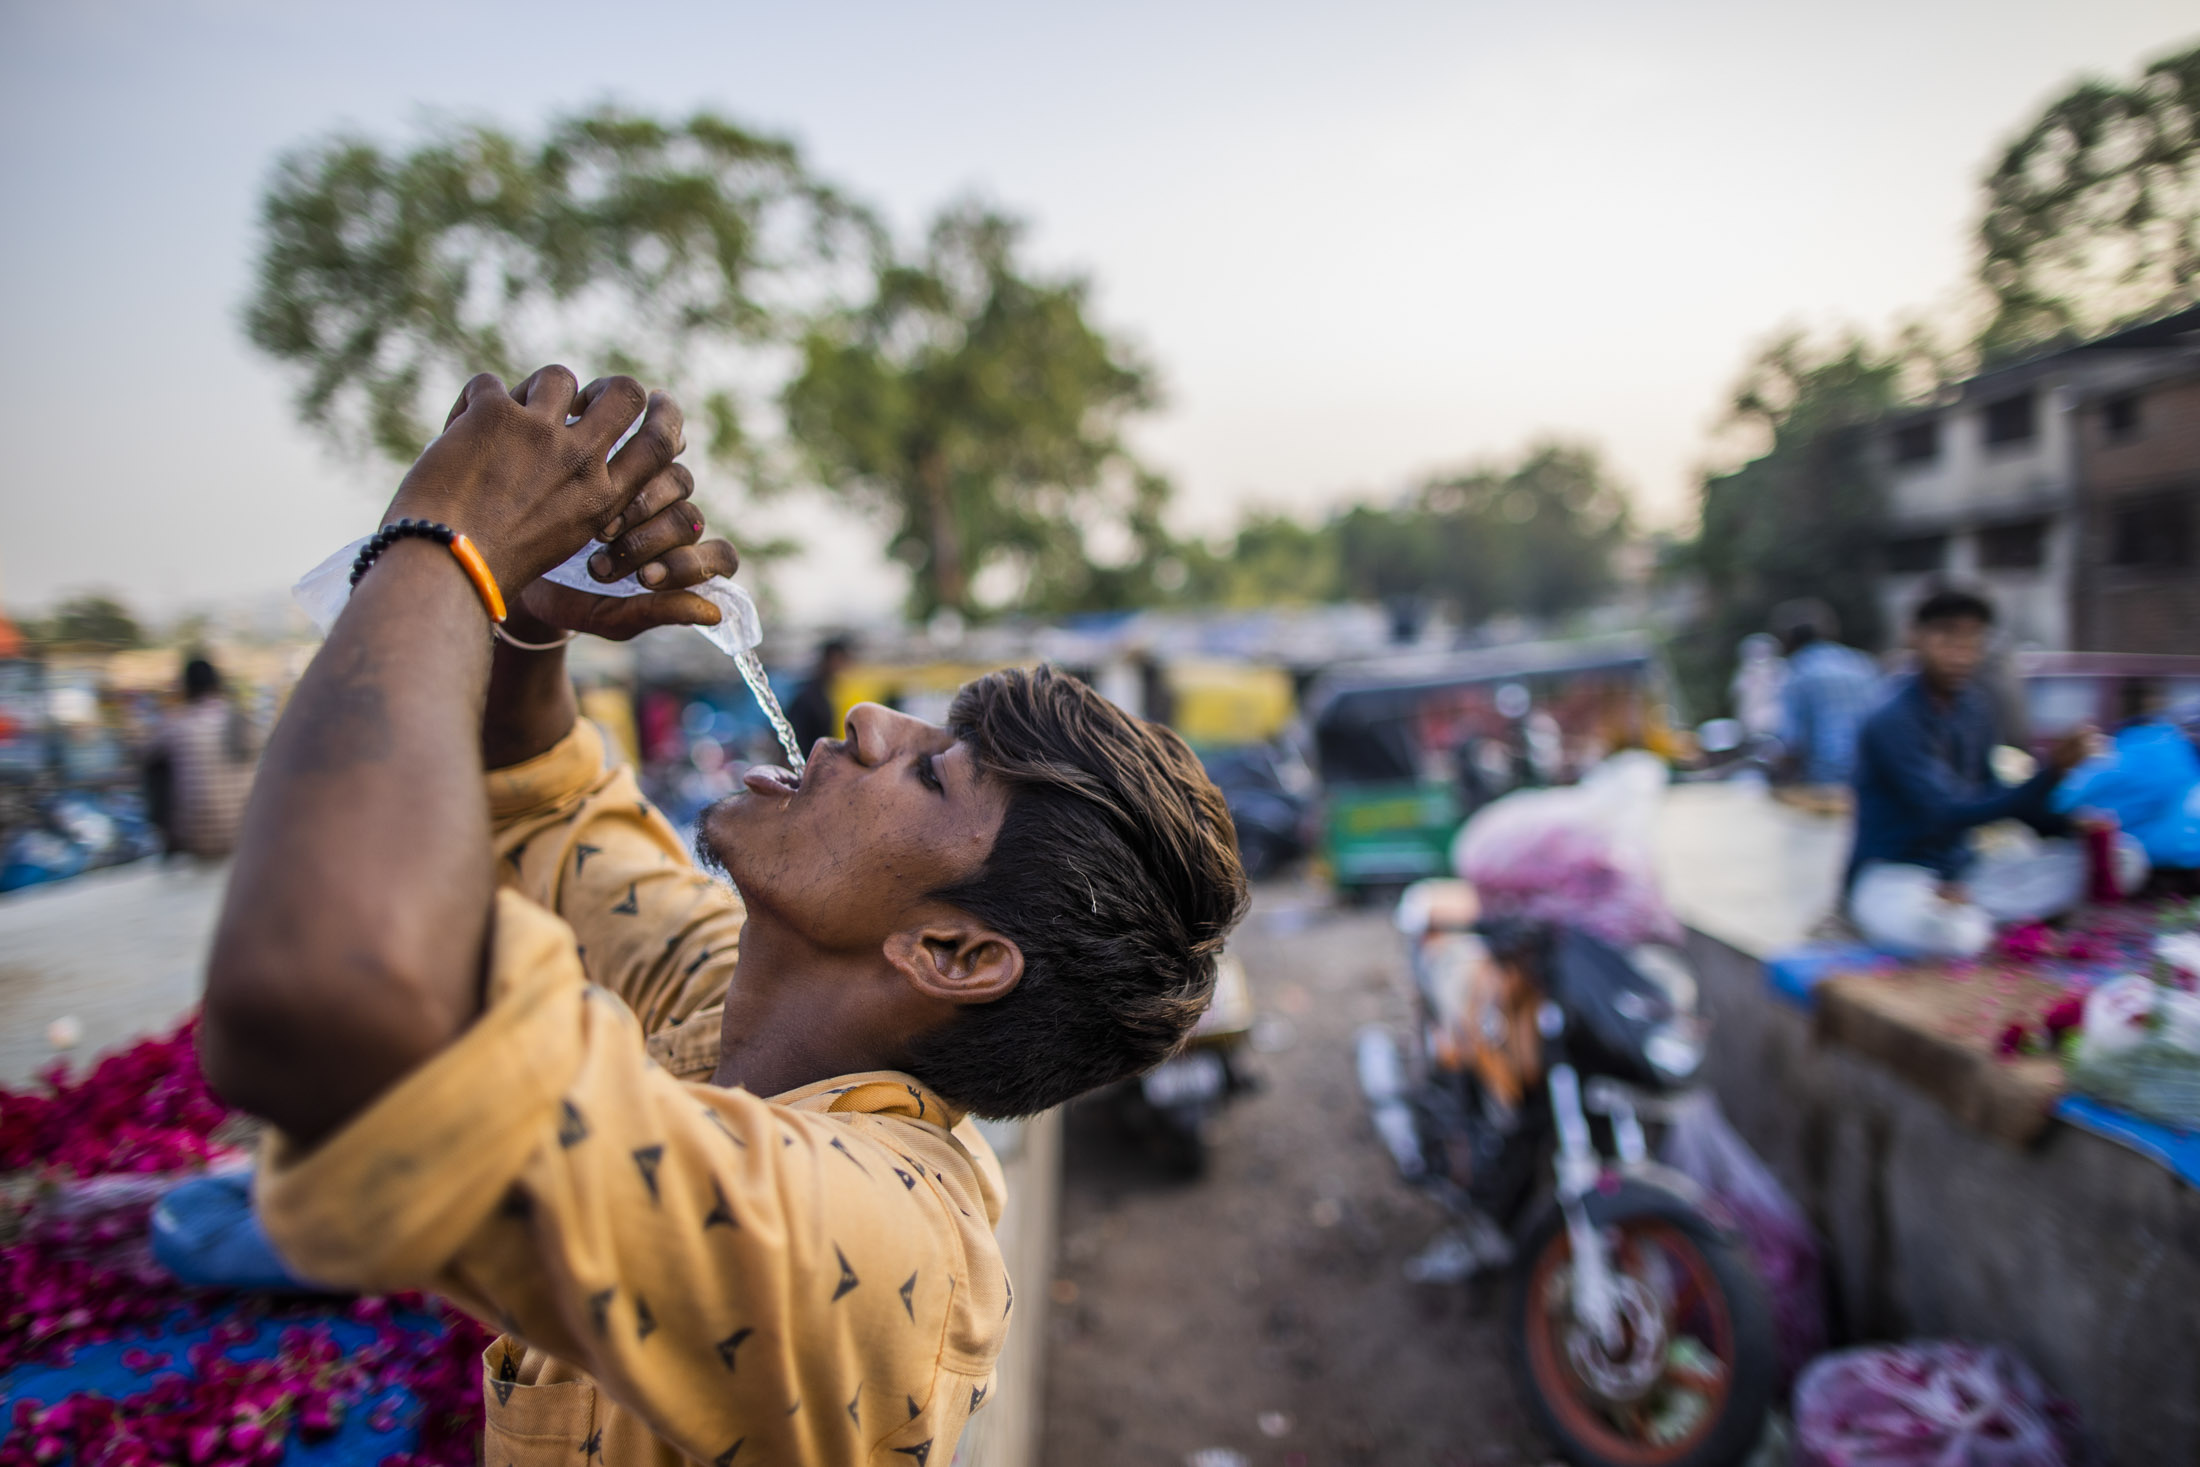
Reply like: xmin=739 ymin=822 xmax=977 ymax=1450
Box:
xmin=349 ymin=518 xmax=458 ymax=588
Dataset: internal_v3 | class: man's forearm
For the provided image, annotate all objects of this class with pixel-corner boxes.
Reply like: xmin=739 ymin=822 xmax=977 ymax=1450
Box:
xmin=203 ymin=539 xmax=498 ymax=1145
xmin=483 ymin=638 xmax=579 ymax=770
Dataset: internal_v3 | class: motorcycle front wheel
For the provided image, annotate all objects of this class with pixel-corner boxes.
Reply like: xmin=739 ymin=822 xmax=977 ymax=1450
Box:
xmin=1507 ymin=1178 xmax=1774 ymax=1467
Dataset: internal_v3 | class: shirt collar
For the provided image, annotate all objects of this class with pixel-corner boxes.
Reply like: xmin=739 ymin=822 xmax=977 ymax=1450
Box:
xmin=774 ymin=1071 xmax=967 ymax=1131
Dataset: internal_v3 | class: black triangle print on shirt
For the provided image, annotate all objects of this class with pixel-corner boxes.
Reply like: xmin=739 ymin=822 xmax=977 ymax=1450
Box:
xmin=712 ymin=1441 xmax=745 ymax=1467
xmin=573 ymin=842 xmax=601 ymax=873
xmin=846 ymin=1382 xmax=862 ymax=1427
xmin=828 ymin=1136 xmax=870 ymax=1176
xmin=892 ymin=1442 xmax=931 ymax=1466
xmin=893 ymin=1166 xmax=918 ymax=1191
xmin=703 ymin=1180 xmax=738 ymax=1230
xmin=588 ymin=1288 xmax=614 ymax=1335
xmin=831 ymin=1244 xmax=860 ymax=1301
xmin=899 ymin=1271 xmax=917 ymax=1321
xmin=715 ymin=1326 xmax=754 ymax=1372
xmin=634 ymin=1295 xmax=657 ymax=1340
xmin=557 ymin=1101 xmax=589 ymax=1148
xmin=906 ymin=1395 xmax=921 ymax=1420
xmin=703 ymin=1107 xmax=748 ymax=1149
xmin=611 ymin=883 xmax=640 ymax=915
xmin=631 ymin=1145 xmax=664 ymax=1203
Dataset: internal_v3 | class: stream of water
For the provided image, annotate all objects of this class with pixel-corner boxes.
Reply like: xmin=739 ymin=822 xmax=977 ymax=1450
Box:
xmin=735 ymin=648 xmax=806 ymax=774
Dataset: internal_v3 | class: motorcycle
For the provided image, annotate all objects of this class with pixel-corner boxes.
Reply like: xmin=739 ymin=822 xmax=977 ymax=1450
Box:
xmin=1361 ymin=878 xmax=1775 ymax=1467
xmin=1104 ymin=949 xmax=1257 ymax=1177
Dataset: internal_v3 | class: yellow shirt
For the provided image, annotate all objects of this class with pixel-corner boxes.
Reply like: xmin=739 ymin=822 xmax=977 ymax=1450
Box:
xmin=255 ymin=720 xmax=1011 ymax=1466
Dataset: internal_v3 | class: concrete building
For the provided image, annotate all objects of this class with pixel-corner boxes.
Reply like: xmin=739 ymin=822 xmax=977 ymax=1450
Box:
xmin=1874 ymin=304 xmax=2200 ymax=651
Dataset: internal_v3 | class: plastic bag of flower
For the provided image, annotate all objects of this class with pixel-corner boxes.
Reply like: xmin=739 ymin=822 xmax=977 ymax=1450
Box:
xmin=1660 ymin=1091 xmax=1824 ymax=1389
xmin=1794 ymin=1341 xmax=2082 ymax=1467
xmin=2067 ymin=973 xmax=2200 ymax=1130
xmin=1451 ymin=750 xmax=1681 ymax=948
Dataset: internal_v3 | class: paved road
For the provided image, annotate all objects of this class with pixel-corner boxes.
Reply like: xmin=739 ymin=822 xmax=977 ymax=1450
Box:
xmin=0 ymin=859 xmax=224 ymax=1086
xmin=1039 ymin=881 xmax=1553 ymax=1467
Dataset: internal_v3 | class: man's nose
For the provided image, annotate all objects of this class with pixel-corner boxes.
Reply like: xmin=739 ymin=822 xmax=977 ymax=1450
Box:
xmin=843 ymin=702 xmax=936 ymax=765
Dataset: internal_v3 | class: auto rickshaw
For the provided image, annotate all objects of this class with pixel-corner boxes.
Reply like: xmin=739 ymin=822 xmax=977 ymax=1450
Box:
xmin=1305 ymin=635 xmax=1678 ymax=903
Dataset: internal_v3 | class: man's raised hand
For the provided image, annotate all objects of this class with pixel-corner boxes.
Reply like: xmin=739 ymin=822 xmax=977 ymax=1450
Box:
xmin=381 ymin=366 xmax=684 ymax=594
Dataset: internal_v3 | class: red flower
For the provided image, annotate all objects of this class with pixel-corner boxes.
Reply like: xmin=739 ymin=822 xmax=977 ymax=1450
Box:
xmin=2042 ymin=995 xmax=2085 ymax=1038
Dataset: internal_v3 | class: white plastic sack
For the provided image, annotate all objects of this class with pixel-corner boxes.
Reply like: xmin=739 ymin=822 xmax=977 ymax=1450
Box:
xmin=1451 ymin=750 xmax=1680 ymax=947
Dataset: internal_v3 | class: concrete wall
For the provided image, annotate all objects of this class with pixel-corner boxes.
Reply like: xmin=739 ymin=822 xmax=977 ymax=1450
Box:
xmin=1884 ymin=385 xmax=2074 ymax=527
xmin=1685 ymin=928 xmax=2200 ymax=1466
xmin=1879 ymin=382 xmax=2081 ymax=650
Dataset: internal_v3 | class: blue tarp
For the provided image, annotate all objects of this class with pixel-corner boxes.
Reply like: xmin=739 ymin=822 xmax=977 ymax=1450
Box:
xmin=0 ymin=1299 xmax=449 ymax=1461
xmin=1762 ymin=943 xmax=2200 ymax=1189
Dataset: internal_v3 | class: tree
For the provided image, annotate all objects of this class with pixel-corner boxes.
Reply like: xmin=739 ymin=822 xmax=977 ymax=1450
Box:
xmin=244 ymin=108 xmax=872 ymax=476
xmin=1670 ymin=332 xmax=1921 ymax=714
xmin=1978 ymin=42 xmax=2200 ymax=359
xmin=32 ymin=594 xmax=145 ymax=651
xmin=783 ymin=205 xmax=1162 ymax=619
xmin=1168 ymin=441 xmax=1631 ymax=626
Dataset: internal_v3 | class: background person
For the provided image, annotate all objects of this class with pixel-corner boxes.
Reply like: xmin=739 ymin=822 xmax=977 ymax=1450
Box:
xmin=143 ymin=653 xmax=260 ymax=859
xmin=1846 ymin=587 xmax=2098 ymax=957
xmin=787 ymin=633 xmax=852 ymax=752
xmin=1773 ymin=599 xmax=1881 ymax=789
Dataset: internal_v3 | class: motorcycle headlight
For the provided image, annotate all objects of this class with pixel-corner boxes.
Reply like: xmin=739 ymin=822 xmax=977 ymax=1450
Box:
xmin=1644 ymin=1024 xmax=1704 ymax=1084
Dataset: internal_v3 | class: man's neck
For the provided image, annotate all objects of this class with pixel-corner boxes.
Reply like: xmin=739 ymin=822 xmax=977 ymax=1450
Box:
xmin=710 ymin=910 xmax=897 ymax=1097
xmin=1921 ymin=672 xmax=1966 ymax=708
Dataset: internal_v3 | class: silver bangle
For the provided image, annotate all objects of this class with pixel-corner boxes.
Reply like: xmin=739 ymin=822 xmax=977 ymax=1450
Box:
xmin=492 ymin=622 xmax=576 ymax=651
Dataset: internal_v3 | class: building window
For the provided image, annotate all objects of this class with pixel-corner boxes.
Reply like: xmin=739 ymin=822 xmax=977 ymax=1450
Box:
xmin=2103 ymin=393 xmax=2142 ymax=442
xmin=1885 ymin=533 xmax=1947 ymax=574
xmin=1890 ymin=419 xmax=1939 ymax=465
xmin=2109 ymin=493 xmax=2194 ymax=570
xmin=1979 ymin=518 xmax=2048 ymax=571
xmin=1982 ymin=391 xmax=2036 ymax=446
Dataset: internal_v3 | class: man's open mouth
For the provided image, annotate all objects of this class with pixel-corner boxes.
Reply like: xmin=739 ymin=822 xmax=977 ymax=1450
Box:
xmin=742 ymin=763 xmax=802 ymax=797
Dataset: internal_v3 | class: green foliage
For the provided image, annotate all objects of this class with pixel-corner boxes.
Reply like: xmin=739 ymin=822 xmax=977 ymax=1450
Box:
xmin=31 ymin=594 xmax=145 ymax=651
xmin=783 ymin=205 xmax=1162 ymax=619
xmin=1176 ymin=441 xmax=1631 ymax=623
xmin=1670 ymin=333 xmax=1915 ymax=716
xmin=1978 ymin=42 xmax=2200 ymax=359
xmin=244 ymin=108 xmax=873 ymax=473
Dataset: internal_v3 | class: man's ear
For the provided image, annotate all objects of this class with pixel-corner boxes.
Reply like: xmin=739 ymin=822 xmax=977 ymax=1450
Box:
xmin=883 ymin=923 xmax=1024 ymax=1007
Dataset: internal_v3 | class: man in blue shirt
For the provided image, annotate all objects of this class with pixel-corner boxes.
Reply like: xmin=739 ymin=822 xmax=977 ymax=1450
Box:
xmin=1847 ymin=588 xmax=2097 ymax=956
xmin=1773 ymin=600 xmax=1883 ymax=788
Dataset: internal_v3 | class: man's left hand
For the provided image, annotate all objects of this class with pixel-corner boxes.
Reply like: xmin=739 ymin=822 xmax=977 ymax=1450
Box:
xmin=504 ymin=494 xmax=741 ymax=644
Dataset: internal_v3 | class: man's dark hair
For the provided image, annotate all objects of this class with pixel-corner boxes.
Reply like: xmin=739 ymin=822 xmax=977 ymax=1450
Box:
xmin=1913 ymin=586 xmax=1995 ymax=628
xmin=817 ymin=636 xmax=853 ymax=666
xmin=1771 ymin=598 xmax=1837 ymax=654
xmin=182 ymin=656 xmax=222 ymax=700
xmin=905 ymin=665 xmax=1249 ymax=1118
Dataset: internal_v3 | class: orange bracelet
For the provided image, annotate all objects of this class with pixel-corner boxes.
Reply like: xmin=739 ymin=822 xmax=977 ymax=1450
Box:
xmin=446 ymin=533 xmax=508 ymax=623
xmin=348 ymin=519 xmax=508 ymax=624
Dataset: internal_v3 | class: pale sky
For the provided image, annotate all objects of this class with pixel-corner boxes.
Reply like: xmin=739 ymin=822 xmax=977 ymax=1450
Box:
xmin=2 ymin=1 xmax=2194 ymax=626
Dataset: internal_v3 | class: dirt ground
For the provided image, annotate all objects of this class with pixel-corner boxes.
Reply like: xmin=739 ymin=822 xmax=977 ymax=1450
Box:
xmin=1039 ymin=880 xmax=1555 ymax=1467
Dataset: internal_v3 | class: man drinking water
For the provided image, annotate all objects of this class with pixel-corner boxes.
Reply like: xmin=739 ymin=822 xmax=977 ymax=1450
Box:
xmin=199 ymin=367 xmax=1248 ymax=1464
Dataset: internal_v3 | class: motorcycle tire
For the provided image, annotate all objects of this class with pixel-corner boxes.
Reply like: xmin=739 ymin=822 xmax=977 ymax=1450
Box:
xmin=1507 ymin=1177 xmax=1774 ymax=1467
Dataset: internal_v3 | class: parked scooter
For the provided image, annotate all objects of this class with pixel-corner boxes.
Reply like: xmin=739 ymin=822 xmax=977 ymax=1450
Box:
xmin=1362 ymin=879 xmax=1774 ymax=1467
xmin=1104 ymin=949 xmax=1256 ymax=1177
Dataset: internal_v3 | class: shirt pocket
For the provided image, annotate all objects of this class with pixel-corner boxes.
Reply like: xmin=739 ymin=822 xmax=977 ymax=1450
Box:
xmin=481 ymin=1362 xmax=600 ymax=1467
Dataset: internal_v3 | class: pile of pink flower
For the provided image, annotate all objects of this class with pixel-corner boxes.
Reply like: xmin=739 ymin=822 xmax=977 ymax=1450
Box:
xmin=0 ymin=1018 xmax=231 ymax=1176
xmin=1 ymin=1019 xmax=490 ymax=1465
